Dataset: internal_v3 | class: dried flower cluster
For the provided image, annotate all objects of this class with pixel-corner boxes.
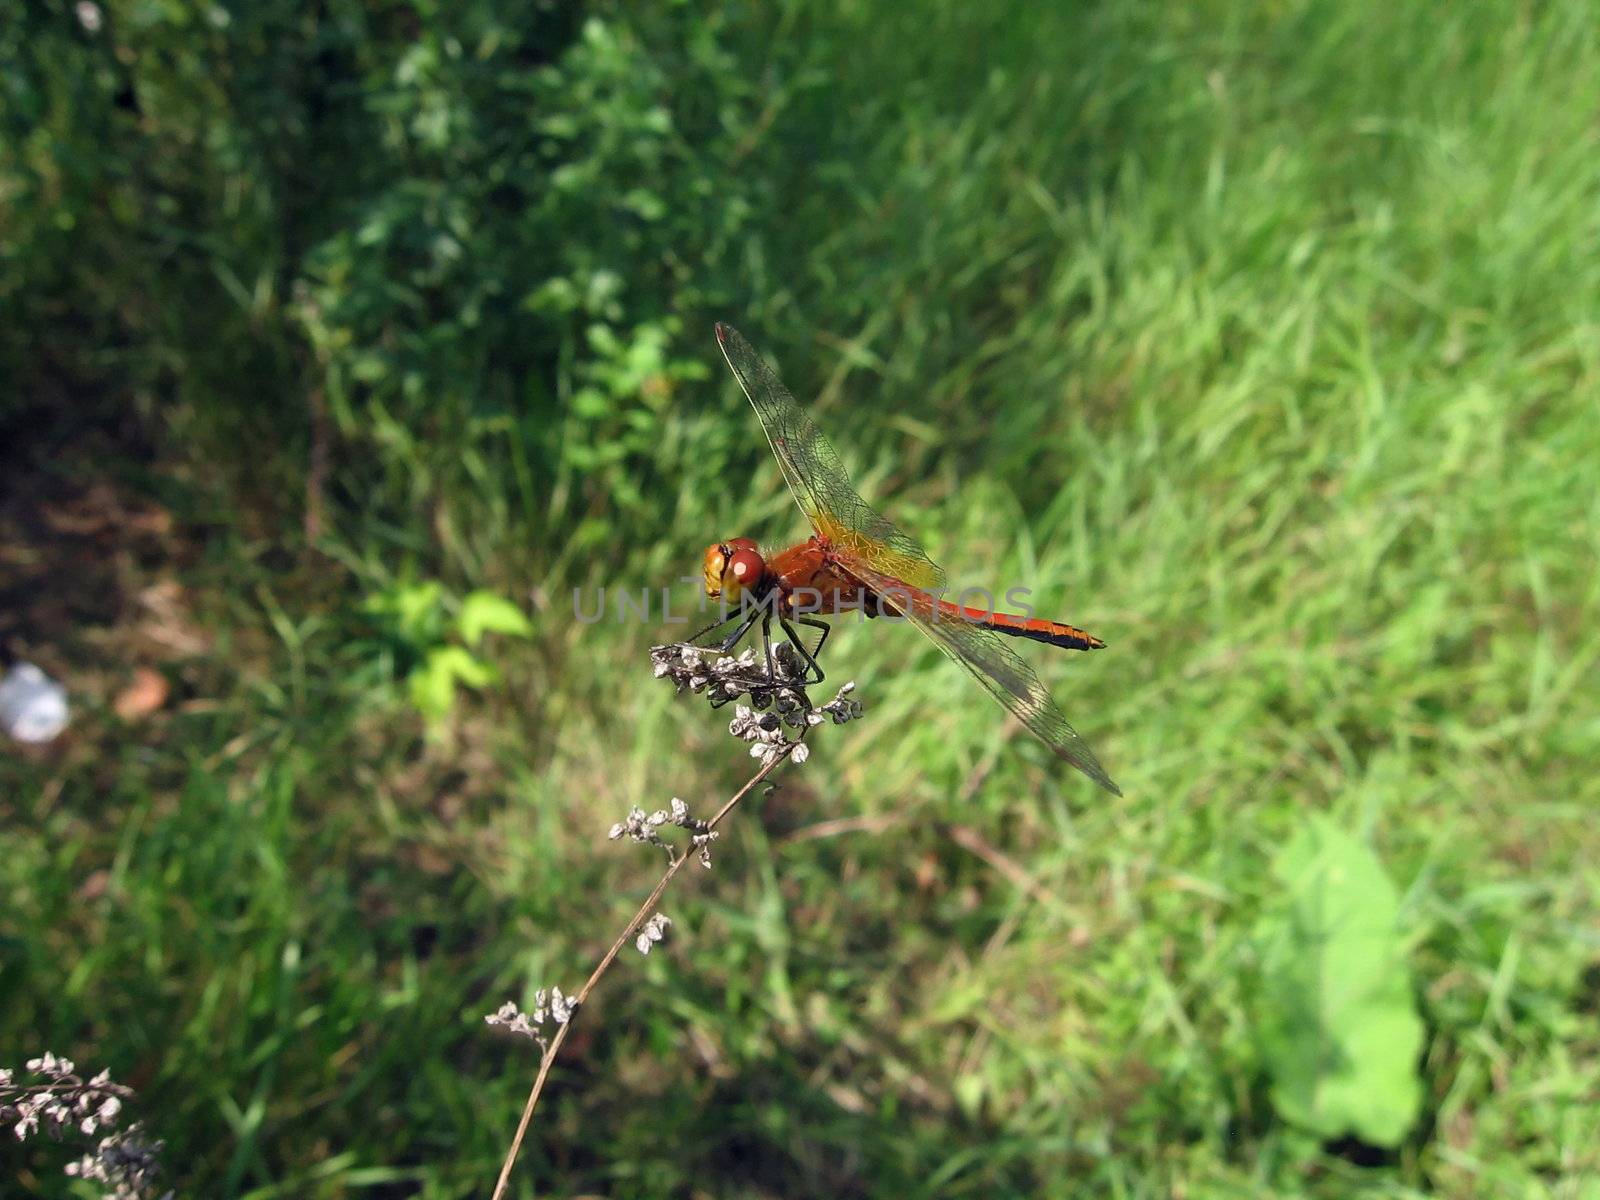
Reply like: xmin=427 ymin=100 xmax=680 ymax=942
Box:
xmin=728 ymin=680 xmax=863 ymax=765
xmin=65 ymin=1125 xmax=169 ymax=1199
xmin=486 ymin=987 xmax=579 ymax=1050
xmin=635 ymin=912 xmax=672 ymax=955
xmin=2 ymin=1054 xmax=167 ymax=1199
xmin=650 ymin=641 xmax=811 ymax=710
xmin=609 ymin=796 xmax=719 ymax=867
xmin=652 ymin=639 xmax=865 ymax=766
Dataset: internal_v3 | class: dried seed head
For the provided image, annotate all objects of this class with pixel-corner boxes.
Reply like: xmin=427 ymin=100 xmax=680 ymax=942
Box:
xmin=635 ymin=912 xmax=672 ymax=955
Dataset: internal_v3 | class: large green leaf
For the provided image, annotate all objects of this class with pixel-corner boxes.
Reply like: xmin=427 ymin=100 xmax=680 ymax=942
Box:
xmin=1252 ymin=816 xmax=1424 ymax=1146
xmin=456 ymin=589 xmax=534 ymax=647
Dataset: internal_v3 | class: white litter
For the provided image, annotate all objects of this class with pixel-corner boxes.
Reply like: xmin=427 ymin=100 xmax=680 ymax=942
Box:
xmin=0 ymin=663 xmax=70 ymax=744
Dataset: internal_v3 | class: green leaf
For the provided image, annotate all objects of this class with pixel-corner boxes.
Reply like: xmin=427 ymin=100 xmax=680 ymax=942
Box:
xmin=1252 ymin=816 xmax=1424 ymax=1147
xmin=522 ymin=277 xmax=578 ymax=314
xmin=456 ymin=590 xmax=533 ymax=647
xmin=407 ymin=646 xmax=498 ymax=723
xmin=362 ymin=580 xmax=446 ymax=650
xmin=952 ymin=1073 xmax=986 ymax=1119
xmin=408 ymin=648 xmax=459 ymax=724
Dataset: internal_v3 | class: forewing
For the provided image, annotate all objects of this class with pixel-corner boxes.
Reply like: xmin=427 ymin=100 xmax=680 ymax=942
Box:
xmin=851 ymin=565 xmax=1121 ymax=795
xmin=715 ymin=323 xmax=944 ymax=591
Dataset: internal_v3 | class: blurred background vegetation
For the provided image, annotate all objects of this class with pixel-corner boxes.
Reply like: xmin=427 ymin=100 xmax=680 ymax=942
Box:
xmin=2 ymin=0 xmax=1597 ymax=1196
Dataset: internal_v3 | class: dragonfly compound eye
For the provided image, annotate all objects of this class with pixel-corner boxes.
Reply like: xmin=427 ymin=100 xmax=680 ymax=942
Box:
xmin=724 ymin=545 xmax=766 ymax=595
xmin=702 ymin=538 xmax=764 ymax=600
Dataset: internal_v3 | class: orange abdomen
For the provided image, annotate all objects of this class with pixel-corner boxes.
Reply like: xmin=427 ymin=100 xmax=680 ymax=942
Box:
xmin=935 ymin=599 xmax=1105 ymax=651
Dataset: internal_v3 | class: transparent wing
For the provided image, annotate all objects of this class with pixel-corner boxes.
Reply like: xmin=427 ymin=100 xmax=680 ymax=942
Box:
xmin=848 ymin=562 xmax=1122 ymax=796
xmin=715 ymin=322 xmax=944 ymax=591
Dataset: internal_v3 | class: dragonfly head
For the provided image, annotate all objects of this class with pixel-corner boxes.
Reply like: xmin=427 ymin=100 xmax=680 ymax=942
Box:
xmin=703 ymin=538 xmax=766 ymax=601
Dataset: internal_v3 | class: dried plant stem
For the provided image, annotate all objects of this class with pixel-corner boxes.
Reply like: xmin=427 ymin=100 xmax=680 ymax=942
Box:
xmin=490 ymin=744 xmax=798 ymax=1200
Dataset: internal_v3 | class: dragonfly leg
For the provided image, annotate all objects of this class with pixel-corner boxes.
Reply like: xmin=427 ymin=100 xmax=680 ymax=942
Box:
xmin=686 ymin=609 xmax=743 ymax=645
xmin=794 ymin=615 xmax=830 ymax=665
xmin=702 ymin=606 xmax=773 ymax=709
xmin=779 ymin=616 xmax=827 ymax=686
xmin=711 ymin=607 xmax=762 ymax=654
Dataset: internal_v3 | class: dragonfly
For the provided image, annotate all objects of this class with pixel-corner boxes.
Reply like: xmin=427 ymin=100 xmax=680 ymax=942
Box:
xmin=697 ymin=323 xmax=1120 ymax=796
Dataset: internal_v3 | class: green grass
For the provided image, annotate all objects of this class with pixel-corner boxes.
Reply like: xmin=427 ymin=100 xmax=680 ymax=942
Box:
xmin=3 ymin=0 xmax=1599 ymax=1196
